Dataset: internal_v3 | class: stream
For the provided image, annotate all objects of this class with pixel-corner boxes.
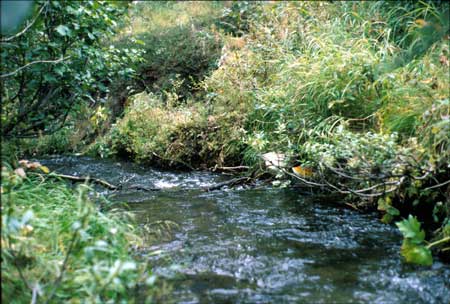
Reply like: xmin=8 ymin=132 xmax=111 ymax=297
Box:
xmin=39 ymin=156 xmax=450 ymax=304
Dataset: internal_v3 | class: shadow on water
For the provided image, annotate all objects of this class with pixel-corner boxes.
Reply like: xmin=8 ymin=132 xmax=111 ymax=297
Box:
xmin=39 ymin=156 xmax=450 ymax=304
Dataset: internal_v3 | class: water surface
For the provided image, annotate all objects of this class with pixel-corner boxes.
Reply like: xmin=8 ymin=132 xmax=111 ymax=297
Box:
xmin=40 ymin=156 xmax=450 ymax=304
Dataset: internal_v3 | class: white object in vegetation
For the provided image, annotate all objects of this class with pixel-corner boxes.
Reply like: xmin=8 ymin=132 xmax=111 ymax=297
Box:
xmin=262 ymin=152 xmax=287 ymax=173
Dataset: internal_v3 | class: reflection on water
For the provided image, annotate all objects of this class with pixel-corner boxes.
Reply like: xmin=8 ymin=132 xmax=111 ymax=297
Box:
xmin=40 ymin=156 xmax=450 ymax=304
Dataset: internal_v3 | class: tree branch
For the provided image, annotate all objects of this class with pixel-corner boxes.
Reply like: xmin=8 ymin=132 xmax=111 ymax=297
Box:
xmin=203 ymin=177 xmax=252 ymax=191
xmin=424 ymin=179 xmax=450 ymax=191
xmin=48 ymin=173 xmax=119 ymax=190
xmin=0 ymin=56 xmax=70 ymax=78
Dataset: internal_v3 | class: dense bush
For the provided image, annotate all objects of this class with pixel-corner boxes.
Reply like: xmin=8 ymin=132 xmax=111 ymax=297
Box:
xmin=110 ymin=1 xmax=225 ymax=107
xmin=0 ymin=0 xmax=143 ymax=138
xmin=93 ymin=91 xmax=246 ymax=169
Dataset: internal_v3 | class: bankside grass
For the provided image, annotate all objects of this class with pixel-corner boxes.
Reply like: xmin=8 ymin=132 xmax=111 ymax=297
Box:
xmin=94 ymin=1 xmax=449 ymax=264
xmin=121 ymin=1 xmax=225 ymax=36
xmin=205 ymin=1 xmax=448 ymax=152
xmin=1 ymin=164 xmax=158 ymax=303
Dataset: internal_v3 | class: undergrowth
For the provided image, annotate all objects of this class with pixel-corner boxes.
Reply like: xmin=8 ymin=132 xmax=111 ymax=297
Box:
xmin=1 ymin=162 xmax=163 ymax=303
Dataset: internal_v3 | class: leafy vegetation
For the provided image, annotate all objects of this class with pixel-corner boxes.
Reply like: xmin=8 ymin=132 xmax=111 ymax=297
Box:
xmin=1 ymin=2 xmax=162 ymax=302
xmin=107 ymin=1 xmax=225 ymax=114
xmin=1 ymin=162 xmax=161 ymax=303
xmin=93 ymin=1 xmax=449 ymax=264
xmin=0 ymin=0 xmax=143 ymax=139
xmin=1 ymin=6 xmax=449 ymax=303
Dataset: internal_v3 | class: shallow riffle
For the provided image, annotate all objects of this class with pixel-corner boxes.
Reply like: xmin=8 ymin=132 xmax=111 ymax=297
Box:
xmin=39 ymin=156 xmax=450 ymax=304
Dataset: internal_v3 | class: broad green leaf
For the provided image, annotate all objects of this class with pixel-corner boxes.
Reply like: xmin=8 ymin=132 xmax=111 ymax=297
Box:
xmin=44 ymin=74 xmax=57 ymax=82
xmin=396 ymin=215 xmax=425 ymax=243
xmin=381 ymin=213 xmax=393 ymax=224
xmin=377 ymin=198 xmax=387 ymax=211
xmin=54 ymin=66 xmax=65 ymax=76
xmin=401 ymin=240 xmax=433 ymax=266
xmin=386 ymin=206 xmax=400 ymax=216
xmin=134 ymin=39 xmax=145 ymax=46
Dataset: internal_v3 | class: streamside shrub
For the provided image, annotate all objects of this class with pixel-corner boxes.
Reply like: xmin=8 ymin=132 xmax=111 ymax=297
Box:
xmin=206 ymin=1 xmax=450 ymax=263
xmin=0 ymin=1 xmax=142 ymax=138
xmin=95 ymin=1 xmax=449 ymax=264
xmin=98 ymin=91 xmax=246 ymax=169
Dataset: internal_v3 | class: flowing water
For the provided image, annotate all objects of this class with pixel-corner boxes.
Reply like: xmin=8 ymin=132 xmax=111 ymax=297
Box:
xmin=40 ymin=156 xmax=450 ymax=304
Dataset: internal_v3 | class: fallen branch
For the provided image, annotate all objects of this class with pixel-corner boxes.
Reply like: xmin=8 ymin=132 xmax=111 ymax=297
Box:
xmin=49 ymin=173 xmax=118 ymax=190
xmin=127 ymin=185 xmax=160 ymax=192
xmin=202 ymin=177 xmax=251 ymax=191
xmin=212 ymin=165 xmax=250 ymax=172
xmin=45 ymin=172 xmax=253 ymax=192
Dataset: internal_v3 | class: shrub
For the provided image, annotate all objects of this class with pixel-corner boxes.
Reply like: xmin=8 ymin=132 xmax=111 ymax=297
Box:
xmin=102 ymin=92 xmax=246 ymax=169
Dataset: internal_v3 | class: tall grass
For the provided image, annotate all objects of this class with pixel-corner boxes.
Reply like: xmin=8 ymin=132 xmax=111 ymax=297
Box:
xmin=1 ymin=163 xmax=160 ymax=302
xmin=102 ymin=1 xmax=449 ymax=170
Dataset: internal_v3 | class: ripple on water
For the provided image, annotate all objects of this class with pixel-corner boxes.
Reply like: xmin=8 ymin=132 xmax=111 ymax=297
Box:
xmin=37 ymin=156 xmax=450 ymax=304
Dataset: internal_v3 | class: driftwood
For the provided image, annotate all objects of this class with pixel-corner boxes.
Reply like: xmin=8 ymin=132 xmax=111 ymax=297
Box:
xmin=49 ymin=174 xmax=119 ymax=190
xmin=127 ymin=185 xmax=161 ymax=192
xmin=212 ymin=166 xmax=250 ymax=173
xmin=202 ymin=177 xmax=252 ymax=191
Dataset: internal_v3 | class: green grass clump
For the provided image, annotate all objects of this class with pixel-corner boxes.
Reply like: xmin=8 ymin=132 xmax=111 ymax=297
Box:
xmin=1 ymin=163 xmax=159 ymax=303
xmin=103 ymin=1 xmax=449 ymax=170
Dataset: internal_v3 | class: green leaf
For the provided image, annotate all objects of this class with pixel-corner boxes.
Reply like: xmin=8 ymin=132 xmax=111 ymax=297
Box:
xmin=54 ymin=66 xmax=65 ymax=76
xmin=396 ymin=215 xmax=425 ymax=243
xmin=377 ymin=198 xmax=387 ymax=211
xmin=401 ymin=240 xmax=433 ymax=266
xmin=134 ymin=39 xmax=145 ymax=46
xmin=381 ymin=213 xmax=393 ymax=224
xmin=44 ymin=74 xmax=57 ymax=82
xmin=55 ymin=24 xmax=71 ymax=36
